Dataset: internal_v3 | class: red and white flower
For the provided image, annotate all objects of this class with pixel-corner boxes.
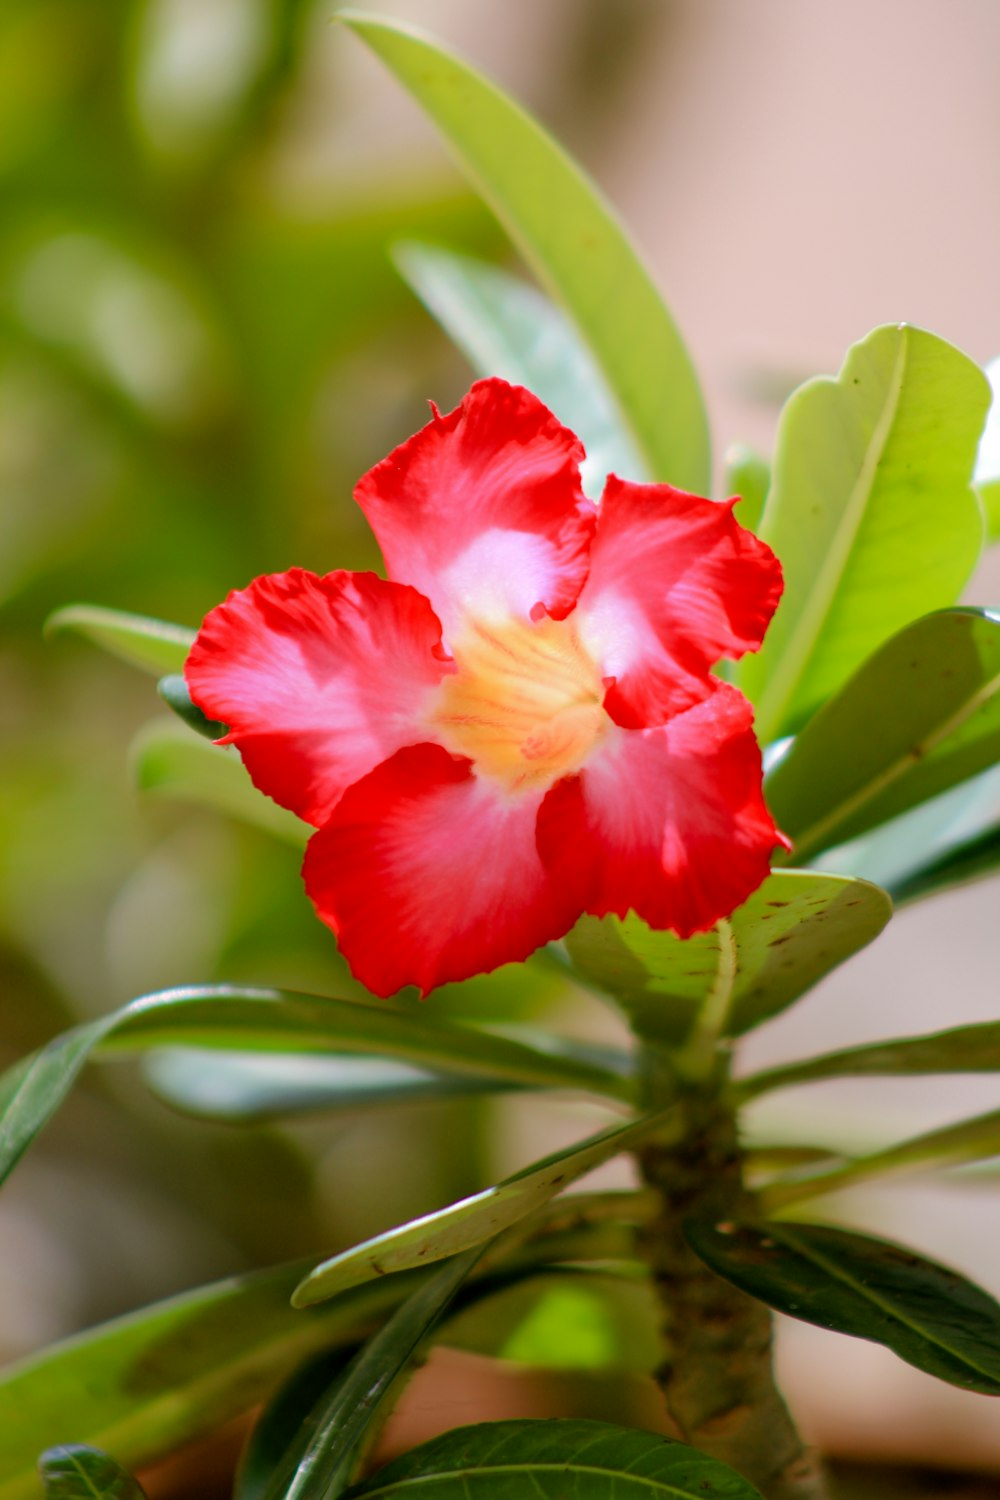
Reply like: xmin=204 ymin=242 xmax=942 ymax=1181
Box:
xmin=186 ymin=379 xmax=784 ymax=997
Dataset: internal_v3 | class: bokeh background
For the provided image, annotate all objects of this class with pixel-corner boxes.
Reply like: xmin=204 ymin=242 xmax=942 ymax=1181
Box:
xmin=3 ymin=0 xmax=1000 ymax=1483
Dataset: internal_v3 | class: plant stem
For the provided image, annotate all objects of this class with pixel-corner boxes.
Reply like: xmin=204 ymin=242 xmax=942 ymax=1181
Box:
xmin=635 ymin=1060 xmax=830 ymax=1500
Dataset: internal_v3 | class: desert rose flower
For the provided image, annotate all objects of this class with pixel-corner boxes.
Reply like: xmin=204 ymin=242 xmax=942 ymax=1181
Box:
xmin=186 ymin=379 xmax=784 ymax=997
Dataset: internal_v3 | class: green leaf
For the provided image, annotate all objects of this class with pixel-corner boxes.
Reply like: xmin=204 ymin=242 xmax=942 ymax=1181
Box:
xmin=292 ymin=1109 xmax=673 ymax=1307
xmin=156 ymin=675 xmax=227 ymax=739
xmin=740 ymin=1018 xmax=1000 ymax=1100
xmin=686 ymin=1218 xmax=1000 ymax=1395
xmin=143 ymin=1049 xmax=529 ymax=1122
xmin=45 ymin=604 xmax=194 ymax=676
xmin=0 ymin=1223 xmax=640 ymax=1500
xmin=767 ymin=608 xmax=1000 ymax=863
xmin=0 ymin=1262 xmax=405 ymax=1500
xmin=759 ymin=1105 xmax=1000 ymax=1213
xmin=130 ymin=721 xmax=310 ymax=845
xmin=890 ymin=818 xmax=1000 ymax=903
xmin=562 ymin=870 xmax=891 ymax=1045
xmin=259 ymin=1248 xmax=486 ymax=1500
xmin=349 ymin=1419 xmax=765 ymax=1499
xmin=393 ymin=243 xmax=645 ymax=498
xmin=341 ymin=13 xmax=710 ymax=491
xmin=38 ymin=1448 xmax=146 ymax=1500
xmin=975 ymin=355 xmax=1000 ymax=540
xmin=0 ymin=984 xmax=633 ymax=1187
xmin=722 ymin=443 xmax=770 ymax=534
xmin=739 ymin=325 xmax=989 ymax=741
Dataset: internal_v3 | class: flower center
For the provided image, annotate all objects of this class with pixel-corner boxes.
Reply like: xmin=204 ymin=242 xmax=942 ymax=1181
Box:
xmin=430 ymin=614 xmax=609 ymax=792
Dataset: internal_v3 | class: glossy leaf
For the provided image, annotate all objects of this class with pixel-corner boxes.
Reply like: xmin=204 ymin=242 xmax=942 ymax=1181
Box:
xmin=292 ymin=1109 xmax=674 ymax=1307
xmin=393 ymin=242 xmax=645 ymax=498
xmin=0 ymin=1224 xmax=640 ymax=1500
xmin=45 ymin=604 xmax=194 ymax=676
xmin=975 ymin=355 xmax=1000 ymax=539
xmin=0 ymin=1262 xmax=402 ymax=1500
xmin=341 ymin=12 xmax=710 ymax=491
xmin=891 ymin=820 xmax=1000 ymax=903
xmin=156 ymin=674 xmax=227 ymax=739
xmin=144 ymin=1049 xmax=528 ymax=1122
xmin=686 ymin=1219 xmax=1000 ymax=1395
xmin=130 ymin=722 xmax=309 ymax=845
xmin=0 ymin=985 xmax=632 ymax=1187
xmin=562 ymin=870 xmax=891 ymax=1045
xmin=723 ymin=442 xmax=770 ymax=534
xmin=349 ymin=1419 xmax=765 ymax=1499
xmin=740 ymin=1018 xmax=1000 ymax=1100
xmin=259 ymin=1248 xmax=485 ymax=1500
xmin=38 ymin=1448 xmax=145 ymax=1500
xmin=767 ymin=608 xmax=1000 ymax=863
xmin=760 ymin=1105 xmax=1000 ymax=1213
xmin=740 ymin=325 xmax=989 ymax=741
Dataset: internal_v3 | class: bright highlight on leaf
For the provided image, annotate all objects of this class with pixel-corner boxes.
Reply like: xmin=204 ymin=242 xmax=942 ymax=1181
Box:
xmin=187 ymin=379 xmax=784 ymax=997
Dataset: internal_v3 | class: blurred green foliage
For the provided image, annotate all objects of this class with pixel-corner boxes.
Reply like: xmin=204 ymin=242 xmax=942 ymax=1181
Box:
xmin=0 ymin=0 xmax=616 ymax=1354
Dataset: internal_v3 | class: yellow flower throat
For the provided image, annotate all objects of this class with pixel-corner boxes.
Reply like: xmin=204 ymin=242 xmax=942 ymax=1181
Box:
xmin=431 ymin=614 xmax=609 ymax=792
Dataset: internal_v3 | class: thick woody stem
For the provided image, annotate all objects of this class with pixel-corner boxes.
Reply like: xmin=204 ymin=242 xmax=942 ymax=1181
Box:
xmin=636 ymin=1089 xmax=830 ymax=1500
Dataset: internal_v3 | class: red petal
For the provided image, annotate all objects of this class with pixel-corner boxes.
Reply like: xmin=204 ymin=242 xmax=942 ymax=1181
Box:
xmin=355 ymin=379 xmax=595 ymax=637
xmin=537 ymin=685 xmax=783 ymax=938
xmin=302 ymin=744 xmax=580 ymax=997
xmin=576 ymin=477 xmax=783 ymax=727
xmin=185 ymin=569 xmax=451 ymax=827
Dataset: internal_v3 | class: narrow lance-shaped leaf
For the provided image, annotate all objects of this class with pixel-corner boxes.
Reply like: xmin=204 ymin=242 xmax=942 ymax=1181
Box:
xmin=292 ymin=1109 xmax=675 ymax=1307
xmin=0 ymin=1216 xmax=640 ymax=1500
xmin=260 ymin=1248 xmax=486 ymax=1500
xmin=393 ymin=242 xmax=645 ymax=499
xmin=349 ymin=1419 xmax=766 ymax=1500
xmin=740 ymin=1017 xmax=1000 ymax=1100
xmin=45 ymin=604 xmax=194 ymax=676
xmin=0 ymin=984 xmax=633 ymax=1187
xmin=156 ymin=675 xmax=227 ymax=739
xmin=686 ymin=1218 xmax=1000 ymax=1396
xmin=341 ymin=12 xmax=710 ymax=491
xmin=740 ymin=324 xmax=989 ymax=741
xmin=760 ymin=1105 xmax=1000 ymax=1213
xmin=143 ymin=1049 xmax=530 ymax=1123
xmin=562 ymin=870 xmax=891 ymax=1045
xmin=38 ymin=1448 xmax=145 ymax=1500
xmin=766 ymin=608 xmax=1000 ymax=864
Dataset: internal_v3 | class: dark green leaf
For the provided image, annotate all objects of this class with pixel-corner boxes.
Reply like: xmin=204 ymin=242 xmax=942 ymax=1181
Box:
xmin=394 ymin=243 xmax=644 ymax=498
xmin=0 ymin=984 xmax=633 ymax=1187
xmin=740 ymin=1018 xmax=1000 ymax=1100
xmin=341 ymin=13 xmax=710 ymax=491
xmin=292 ymin=1110 xmax=672 ymax=1308
xmin=0 ymin=1224 xmax=639 ymax=1500
xmin=262 ymin=1248 xmax=485 ymax=1500
xmin=766 ymin=608 xmax=1000 ymax=863
xmin=739 ymin=325 xmax=989 ymax=741
xmin=686 ymin=1219 xmax=1000 ymax=1395
xmin=38 ymin=1448 xmax=145 ymax=1500
xmin=45 ymin=604 xmax=194 ymax=676
xmin=0 ymin=1262 xmax=404 ymax=1500
xmin=562 ymin=871 xmax=891 ymax=1044
xmin=156 ymin=675 xmax=227 ymax=739
xmin=348 ymin=1418 xmax=765 ymax=1499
